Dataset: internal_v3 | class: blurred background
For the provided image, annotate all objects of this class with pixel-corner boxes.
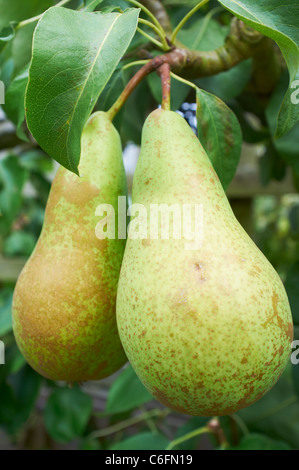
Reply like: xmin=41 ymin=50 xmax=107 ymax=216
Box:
xmin=1 ymin=0 xmax=299 ymax=451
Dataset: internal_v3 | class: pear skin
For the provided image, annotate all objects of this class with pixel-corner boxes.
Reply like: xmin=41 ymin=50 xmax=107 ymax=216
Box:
xmin=12 ymin=111 xmax=128 ymax=382
xmin=116 ymin=108 xmax=293 ymax=416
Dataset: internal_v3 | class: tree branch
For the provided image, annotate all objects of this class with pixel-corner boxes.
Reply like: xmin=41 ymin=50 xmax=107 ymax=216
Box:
xmin=178 ymin=18 xmax=266 ymax=78
xmin=108 ymin=19 xmax=278 ymax=120
xmin=140 ymin=0 xmax=173 ymax=37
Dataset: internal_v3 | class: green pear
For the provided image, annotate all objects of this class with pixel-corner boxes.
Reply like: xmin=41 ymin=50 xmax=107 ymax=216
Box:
xmin=116 ymin=108 xmax=293 ymax=416
xmin=12 ymin=111 xmax=128 ymax=382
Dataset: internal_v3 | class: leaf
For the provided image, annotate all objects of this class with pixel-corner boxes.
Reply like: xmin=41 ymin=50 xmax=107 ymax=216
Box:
xmin=98 ymin=0 xmax=131 ymax=12
xmin=178 ymin=16 xmax=229 ymax=51
xmin=109 ymin=432 xmax=170 ymax=450
xmin=0 ymin=288 xmax=13 ymax=336
xmin=4 ymin=343 xmax=26 ymax=375
xmin=237 ymin=365 xmax=299 ymax=449
xmin=0 ymin=365 xmax=42 ymax=434
xmin=3 ymin=64 xmax=29 ymax=140
xmin=44 ymin=385 xmax=93 ymax=443
xmin=96 ymin=67 xmax=125 ymax=110
xmin=285 ymin=262 xmax=299 ymax=326
xmin=195 ymin=59 xmax=252 ymax=102
xmin=11 ymin=24 xmax=37 ymax=76
xmin=0 ymin=58 xmax=14 ymax=88
xmin=196 ymin=87 xmax=242 ymax=190
xmin=20 ymin=149 xmax=54 ymax=173
xmin=218 ymin=0 xmax=299 ymax=137
xmin=106 ymin=365 xmax=153 ymax=414
xmin=266 ymin=71 xmax=299 ymax=172
xmin=120 ymin=79 xmax=152 ymax=145
xmin=29 ymin=172 xmax=52 ymax=206
xmin=0 ymin=0 xmax=53 ymax=30
xmin=82 ymin=0 xmax=104 ymax=11
xmin=230 ymin=433 xmax=291 ymax=450
xmin=0 ymin=155 xmax=28 ymax=235
xmin=230 ymin=102 xmax=269 ymax=144
xmin=0 ymin=24 xmax=15 ymax=51
xmin=292 ymin=362 xmax=299 ymax=399
xmin=277 ymin=68 xmax=299 ymax=138
xmin=0 ymin=0 xmax=54 ymax=76
xmin=79 ymin=436 xmax=102 ymax=450
xmin=25 ymin=6 xmax=140 ymax=174
xmin=3 ymin=230 xmax=37 ymax=256
xmin=258 ymin=143 xmax=286 ymax=187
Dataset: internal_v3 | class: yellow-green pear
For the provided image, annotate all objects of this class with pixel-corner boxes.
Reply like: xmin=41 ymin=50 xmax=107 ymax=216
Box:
xmin=12 ymin=111 xmax=128 ymax=382
xmin=116 ymin=108 xmax=293 ymax=416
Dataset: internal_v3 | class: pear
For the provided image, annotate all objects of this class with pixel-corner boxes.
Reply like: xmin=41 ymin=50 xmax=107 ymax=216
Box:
xmin=116 ymin=108 xmax=293 ymax=416
xmin=12 ymin=111 xmax=128 ymax=382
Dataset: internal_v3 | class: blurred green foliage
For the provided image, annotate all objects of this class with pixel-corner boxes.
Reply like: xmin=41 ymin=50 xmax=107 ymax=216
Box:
xmin=0 ymin=0 xmax=299 ymax=452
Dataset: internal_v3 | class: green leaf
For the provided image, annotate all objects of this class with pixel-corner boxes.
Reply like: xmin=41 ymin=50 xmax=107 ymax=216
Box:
xmin=79 ymin=436 xmax=102 ymax=450
xmin=0 ymin=155 xmax=28 ymax=235
xmin=218 ymin=0 xmax=299 ymax=137
xmin=0 ymin=0 xmax=54 ymax=76
xmin=30 ymin=173 xmax=52 ymax=206
xmin=4 ymin=343 xmax=26 ymax=375
xmin=178 ymin=16 xmax=229 ymax=51
xmin=25 ymin=6 xmax=139 ymax=174
xmin=196 ymin=87 xmax=242 ymax=190
xmin=0 ymin=288 xmax=13 ymax=336
xmin=0 ymin=58 xmax=14 ymax=88
xmin=195 ymin=59 xmax=252 ymax=102
xmin=230 ymin=102 xmax=269 ymax=144
xmin=20 ymin=149 xmax=53 ymax=173
xmin=0 ymin=365 xmax=42 ymax=434
xmin=266 ymin=71 xmax=299 ymax=172
xmin=0 ymin=0 xmax=53 ymax=30
xmin=230 ymin=433 xmax=291 ymax=450
xmin=3 ymin=64 xmax=29 ymax=140
xmin=3 ymin=230 xmax=36 ymax=256
xmin=0 ymin=24 xmax=15 ymax=51
xmin=258 ymin=143 xmax=286 ymax=187
xmin=82 ymin=0 xmax=104 ymax=11
xmin=96 ymin=67 xmax=125 ymax=111
xmin=109 ymin=432 xmax=170 ymax=450
xmin=44 ymin=385 xmax=93 ymax=442
xmin=11 ymin=24 xmax=37 ymax=76
xmin=237 ymin=365 xmax=299 ymax=449
xmin=285 ymin=262 xmax=299 ymax=326
xmin=120 ymin=79 xmax=152 ymax=145
xmin=106 ymin=365 xmax=153 ymax=414
xmin=292 ymin=362 xmax=299 ymax=399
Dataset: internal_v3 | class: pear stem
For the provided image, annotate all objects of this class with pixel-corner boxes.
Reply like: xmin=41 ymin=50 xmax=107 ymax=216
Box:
xmin=137 ymin=26 xmax=165 ymax=49
xmin=170 ymin=71 xmax=197 ymax=91
xmin=106 ymin=54 xmax=172 ymax=121
xmin=158 ymin=63 xmax=171 ymax=111
xmin=166 ymin=426 xmax=211 ymax=450
xmin=138 ymin=18 xmax=170 ymax=51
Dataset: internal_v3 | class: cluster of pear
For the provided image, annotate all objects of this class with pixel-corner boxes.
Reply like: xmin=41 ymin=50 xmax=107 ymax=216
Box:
xmin=12 ymin=108 xmax=293 ymax=416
